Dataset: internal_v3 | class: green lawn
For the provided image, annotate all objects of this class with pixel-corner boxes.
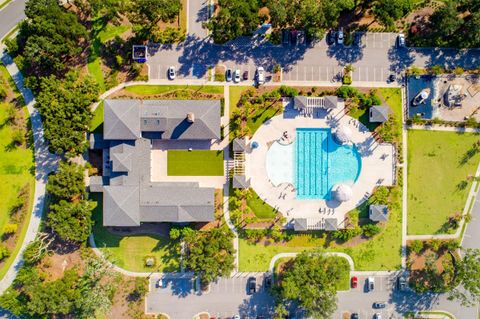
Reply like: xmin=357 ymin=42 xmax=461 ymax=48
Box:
xmin=125 ymin=85 xmax=224 ymax=96
xmin=167 ymin=150 xmax=224 ymax=176
xmin=90 ymin=101 xmax=104 ymax=134
xmin=90 ymin=193 xmax=179 ymax=272
xmin=245 ymin=188 xmax=277 ymax=219
xmin=407 ymin=130 xmax=480 ymax=235
xmin=229 ymin=86 xmax=249 ymax=117
xmin=0 ymin=65 xmax=35 ymax=280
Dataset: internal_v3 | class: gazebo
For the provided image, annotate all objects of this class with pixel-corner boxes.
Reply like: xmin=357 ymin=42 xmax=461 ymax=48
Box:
xmin=333 ymin=184 xmax=353 ymax=202
xmin=334 ymin=125 xmax=353 ymax=144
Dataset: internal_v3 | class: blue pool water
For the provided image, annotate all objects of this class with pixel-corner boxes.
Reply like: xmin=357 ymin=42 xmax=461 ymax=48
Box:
xmin=295 ymin=128 xmax=361 ymax=200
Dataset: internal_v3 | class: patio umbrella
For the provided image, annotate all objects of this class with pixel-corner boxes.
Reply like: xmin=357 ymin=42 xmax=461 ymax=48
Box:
xmin=334 ymin=125 xmax=353 ymax=144
xmin=334 ymin=184 xmax=352 ymax=202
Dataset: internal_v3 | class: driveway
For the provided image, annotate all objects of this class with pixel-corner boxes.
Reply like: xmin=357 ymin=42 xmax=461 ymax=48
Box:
xmin=0 ymin=0 xmax=25 ymax=40
xmin=146 ymin=272 xmax=275 ymax=318
xmin=187 ymin=0 xmax=209 ymax=38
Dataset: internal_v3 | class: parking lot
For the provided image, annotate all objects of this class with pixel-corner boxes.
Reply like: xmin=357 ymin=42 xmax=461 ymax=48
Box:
xmin=146 ymin=272 xmax=275 ymax=318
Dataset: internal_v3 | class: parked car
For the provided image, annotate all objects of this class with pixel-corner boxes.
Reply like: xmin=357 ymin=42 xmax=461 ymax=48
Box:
xmin=264 ymin=275 xmax=272 ymax=288
xmin=337 ymin=28 xmax=344 ymax=45
xmin=367 ymin=277 xmax=375 ymax=291
xmin=226 ymin=69 xmax=232 ymax=82
xmin=397 ymin=276 xmax=407 ymax=290
xmin=397 ymin=34 xmax=405 ymax=47
xmin=373 ymin=301 xmax=387 ymax=309
xmin=256 ymin=67 xmax=265 ymax=85
xmin=326 ymin=30 xmax=335 ymax=45
xmin=351 ymin=313 xmax=359 ymax=319
xmin=234 ymin=69 xmax=241 ymax=83
xmin=388 ymin=74 xmax=396 ymax=83
xmin=374 ymin=313 xmax=382 ymax=319
xmin=247 ymin=277 xmax=256 ymax=294
xmin=233 ymin=315 xmax=240 ymax=319
xmin=243 ymin=70 xmax=249 ymax=80
xmin=282 ymin=29 xmax=290 ymax=46
xmin=168 ymin=66 xmax=176 ymax=80
xmin=156 ymin=278 xmax=163 ymax=288
xmin=351 ymin=276 xmax=358 ymax=288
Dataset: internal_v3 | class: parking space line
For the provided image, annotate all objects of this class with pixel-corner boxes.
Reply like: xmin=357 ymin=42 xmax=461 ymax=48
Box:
xmin=373 ymin=34 xmax=376 ymax=48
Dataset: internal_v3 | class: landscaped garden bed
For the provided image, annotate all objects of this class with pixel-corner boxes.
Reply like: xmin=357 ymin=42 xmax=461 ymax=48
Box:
xmin=407 ymin=130 xmax=480 ymax=235
xmin=167 ymin=150 xmax=224 ymax=176
xmin=0 ymin=64 xmax=35 ymax=281
xmin=407 ymin=239 xmax=460 ymax=293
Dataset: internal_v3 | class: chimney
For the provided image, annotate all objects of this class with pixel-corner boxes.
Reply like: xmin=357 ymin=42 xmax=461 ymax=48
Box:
xmin=187 ymin=112 xmax=195 ymax=123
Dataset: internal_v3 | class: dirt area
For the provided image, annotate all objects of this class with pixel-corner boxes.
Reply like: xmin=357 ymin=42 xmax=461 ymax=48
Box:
xmin=109 ymin=277 xmax=155 ymax=319
xmin=197 ymin=189 xmax=224 ymax=230
xmin=410 ymin=248 xmax=450 ymax=273
xmin=38 ymin=249 xmax=84 ymax=281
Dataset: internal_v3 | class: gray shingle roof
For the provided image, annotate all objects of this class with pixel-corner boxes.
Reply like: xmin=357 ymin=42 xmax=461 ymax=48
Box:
xmin=103 ymin=185 xmax=140 ymax=226
xmin=369 ymin=205 xmax=389 ymax=222
xmin=293 ymin=218 xmax=308 ymax=231
xmin=232 ymin=175 xmax=250 ymax=189
xmin=369 ymin=105 xmax=392 ymax=123
xmin=324 ymin=218 xmax=338 ymax=231
xmin=293 ymin=96 xmax=338 ymax=110
xmin=89 ymin=176 xmax=106 ymax=193
xmin=233 ymin=138 xmax=248 ymax=152
xmin=104 ymin=99 xmax=221 ymax=141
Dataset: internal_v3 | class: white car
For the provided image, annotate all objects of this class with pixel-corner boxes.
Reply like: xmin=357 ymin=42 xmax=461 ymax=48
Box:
xmin=374 ymin=313 xmax=382 ymax=319
xmin=397 ymin=34 xmax=405 ymax=47
xmin=337 ymin=28 xmax=344 ymax=45
xmin=367 ymin=276 xmax=375 ymax=291
xmin=168 ymin=66 xmax=176 ymax=80
xmin=256 ymin=67 xmax=265 ymax=85
xmin=156 ymin=278 xmax=163 ymax=288
xmin=234 ymin=69 xmax=241 ymax=83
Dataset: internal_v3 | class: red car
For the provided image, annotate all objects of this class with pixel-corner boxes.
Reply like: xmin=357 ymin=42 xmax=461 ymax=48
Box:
xmin=351 ymin=276 xmax=358 ymax=288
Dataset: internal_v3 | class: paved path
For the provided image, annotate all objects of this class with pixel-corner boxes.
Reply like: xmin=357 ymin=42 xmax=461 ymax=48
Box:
xmin=0 ymin=0 xmax=24 ymax=40
xmin=0 ymin=50 xmax=58 ymax=295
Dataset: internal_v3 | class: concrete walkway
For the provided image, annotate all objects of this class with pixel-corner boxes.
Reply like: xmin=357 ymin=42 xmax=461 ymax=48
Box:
xmin=0 ymin=49 xmax=58 ymax=294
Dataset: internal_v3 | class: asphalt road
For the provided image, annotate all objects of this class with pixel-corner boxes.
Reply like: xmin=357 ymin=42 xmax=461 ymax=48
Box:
xmin=0 ymin=0 xmax=25 ymax=40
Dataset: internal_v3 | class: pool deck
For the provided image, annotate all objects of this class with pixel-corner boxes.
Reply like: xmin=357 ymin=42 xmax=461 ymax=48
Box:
xmin=247 ymin=103 xmax=395 ymax=228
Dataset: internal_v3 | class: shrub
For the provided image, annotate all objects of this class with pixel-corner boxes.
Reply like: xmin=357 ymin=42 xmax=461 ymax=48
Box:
xmin=144 ymin=256 xmax=156 ymax=267
xmin=429 ymin=239 xmax=442 ymax=251
xmin=342 ymin=75 xmax=352 ymax=85
xmin=115 ymin=55 xmax=123 ymax=68
xmin=430 ymin=65 xmax=444 ymax=75
xmin=0 ymin=246 xmax=10 ymax=261
xmin=336 ymin=86 xmax=359 ymax=99
xmin=23 ymin=240 xmax=46 ymax=265
xmin=11 ymin=129 xmax=25 ymax=146
xmin=453 ymin=67 xmax=464 ymax=75
xmin=169 ymin=228 xmax=181 ymax=240
xmin=410 ymin=240 xmax=424 ymax=254
xmin=0 ymin=86 xmax=6 ymax=101
xmin=361 ymin=224 xmax=381 ymax=237
xmin=331 ymin=227 xmax=361 ymax=242
xmin=273 ymin=64 xmax=281 ymax=73
xmin=3 ymin=223 xmax=17 ymax=235
xmin=277 ymin=85 xmax=298 ymax=97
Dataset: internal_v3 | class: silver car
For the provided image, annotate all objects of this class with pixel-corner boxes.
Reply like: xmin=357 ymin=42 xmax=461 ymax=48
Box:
xmin=256 ymin=67 xmax=265 ymax=85
xmin=234 ymin=69 xmax=241 ymax=83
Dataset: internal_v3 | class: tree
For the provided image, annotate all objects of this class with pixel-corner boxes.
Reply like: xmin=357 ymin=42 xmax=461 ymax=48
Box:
xmin=448 ymin=249 xmax=480 ymax=306
xmin=429 ymin=1 xmax=463 ymax=47
xmin=184 ymin=227 xmax=235 ymax=285
xmin=205 ymin=0 xmax=260 ymax=43
xmin=23 ymin=233 xmax=54 ymax=265
xmin=16 ymin=0 xmax=87 ymax=76
xmin=410 ymin=240 xmax=424 ymax=254
xmin=35 ymin=71 xmax=99 ymax=155
xmin=47 ymin=161 xmax=86 ymax=202
xmin=129 ymin=0 xmax=182 ymax=32
xmin=273 ymin=303 xmax=289 ymax=319
xmin=278 ymin=253 xmax=350 ymax=319
xmin=48 ymin=200 xmax=95 ymax=243
xmin=373 ymin=0 xmax=412 ymax=27
xmin=361 ymin=223 xmax=381 ymax=237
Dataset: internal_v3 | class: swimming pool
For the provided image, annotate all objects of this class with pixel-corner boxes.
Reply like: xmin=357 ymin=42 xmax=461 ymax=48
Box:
xmin=295 ymin=128 xmax=361 ymax=200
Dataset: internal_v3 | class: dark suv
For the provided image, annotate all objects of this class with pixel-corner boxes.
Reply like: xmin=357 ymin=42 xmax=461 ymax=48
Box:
xmin=247 ymin=277 xmax=256 ymax=294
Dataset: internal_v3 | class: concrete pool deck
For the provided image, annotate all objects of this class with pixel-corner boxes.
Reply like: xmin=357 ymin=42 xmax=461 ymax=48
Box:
xmin=247 ymin=104 xmax=395 ymax=228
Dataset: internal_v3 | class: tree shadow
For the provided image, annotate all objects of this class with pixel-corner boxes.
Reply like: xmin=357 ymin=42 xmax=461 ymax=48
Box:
xmin=388 ymin=47 xmax=415 ymax=73
xmin=326 ymin=40 xmax=365 ymax=65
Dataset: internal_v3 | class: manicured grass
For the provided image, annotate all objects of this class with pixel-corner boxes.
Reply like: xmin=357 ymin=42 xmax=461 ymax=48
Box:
xmin=167 ymin=150 xmax=224 ymax=176
xmin=125 ymin=85 xmax=224 ymax=96
xmin=97 ymin=24 xmax=130 ymax=43
xmin=246 ymin=107 xmax=282 ymax=138
xmin=239 ymin=194 xmax=403 ymax=271
xmin=407 ymin=130 xmax=480 ymax=235
xmin=0 ymin=65 xmax=35 ymax=280
xmin=246 ymin=188 xmax=277 ymax=219
xmin=90 ymin=101 xmax=104 ymax=134
xmin=229 ymin=86 xmax=249 ymax=117
xmin=90 ymin=193 xmax=179 ymax=272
